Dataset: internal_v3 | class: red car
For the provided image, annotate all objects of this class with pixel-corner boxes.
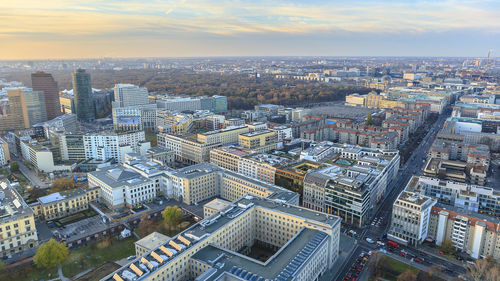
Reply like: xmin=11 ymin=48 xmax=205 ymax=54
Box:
xmin=401 ymin=252 xmax=406 ymax=257
xmin=414 ymin=257 xmax=423 ymax=263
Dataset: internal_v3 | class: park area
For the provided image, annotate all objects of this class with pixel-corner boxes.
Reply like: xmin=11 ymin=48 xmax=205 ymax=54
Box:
xmin=0 ymin=236 xmax=137 ymax=281
xmin=369 ymin=254 xmax=443 ymax=281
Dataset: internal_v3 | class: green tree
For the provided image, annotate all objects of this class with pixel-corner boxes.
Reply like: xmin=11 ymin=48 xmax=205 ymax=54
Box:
xmin=366 ymin=113 xmax=373 ymax=126
xmin=10 ymin=162 xmax=19 ymax=173
xmin=34 ymin=239 xmax=69 ymax=269
xmin=162 ymin=206 xmax=183 ymax=230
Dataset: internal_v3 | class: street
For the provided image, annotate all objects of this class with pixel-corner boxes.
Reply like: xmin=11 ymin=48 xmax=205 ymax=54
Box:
xmin=334 ymin=107 xmax=467 ymax=281
xmin=12 ymin=156 xmax=49 ymax=188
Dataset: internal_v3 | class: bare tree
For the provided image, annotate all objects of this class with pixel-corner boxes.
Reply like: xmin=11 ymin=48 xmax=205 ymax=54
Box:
xmin=427 ymin=264 xmax=443 ymax=277
xmin=466 ymin=259 xmax=490 ymax=281
xmin=485 ymin=264 xmax=500 ymax=281
xmin=366 ymin=250 xmax=382 ymax=272
xmin=397 ymin=269 xmax=417 ymax=281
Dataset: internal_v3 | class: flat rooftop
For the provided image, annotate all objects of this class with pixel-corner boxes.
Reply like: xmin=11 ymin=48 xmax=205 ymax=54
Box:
xmin=191 ymin=228 xmax=328 ymax=281
xmin=102 ymin=196 xmax=340 ymax=281
xmin=135 ymin=232 xmax=171 ymax=251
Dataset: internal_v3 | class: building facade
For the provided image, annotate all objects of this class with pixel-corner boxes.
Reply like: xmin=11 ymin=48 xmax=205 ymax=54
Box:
xmin=0 ymin=181 xmax=39 ymax=258
xmin=31 ymin=71 xmax=61 ymax=120
xmin=72 ymin=69 xmax=95 ymax=122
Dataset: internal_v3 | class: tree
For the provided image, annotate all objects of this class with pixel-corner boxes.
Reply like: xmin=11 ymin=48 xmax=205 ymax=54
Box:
xmin=466 ymin=258 xmax=490 ymax=281
xmin=10 ymin=162 xmax=19 ymax=173
xmin=397 ymin=269 xmax=417 ymax=281
xmin=29 ymin=187 xmax=47 ymax=199
xmin=427 ymin=264 xmax=443 ymax=277
xmin=366 ymin=113 xmax=373 ymax=126
xmin=440 ymin=239 xmax=455 ymax=255
xmin=162 ymin=206 xmax=183 ymax=230
xmin=137 ymin=215 xmax=156 ymax=237
xmin=34 ymin=239 xmax=69 ymax=269
xmin=485 ymin=264 xmax=500 ymax=281
xmin=51 ymin=177 xmax=76 ymax=192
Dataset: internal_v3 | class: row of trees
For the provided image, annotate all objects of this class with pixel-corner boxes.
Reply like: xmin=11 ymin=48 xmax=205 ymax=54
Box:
xmin=8 ymin=69 xmax=373 ymax=110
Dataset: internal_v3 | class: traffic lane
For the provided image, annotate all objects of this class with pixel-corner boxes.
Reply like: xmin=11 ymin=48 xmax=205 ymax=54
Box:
xmin=335 ymin=245 xmax=373 ymax=281
xmin=389 ymin=245 xmax=466 ymax=276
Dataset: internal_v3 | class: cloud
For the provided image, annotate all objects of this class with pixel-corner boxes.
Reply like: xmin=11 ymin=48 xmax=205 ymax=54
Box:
xmin=0 ymin=0 xmax=499 ymax=59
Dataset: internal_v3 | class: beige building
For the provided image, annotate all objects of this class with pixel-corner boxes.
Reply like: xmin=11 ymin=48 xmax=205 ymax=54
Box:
xmin=0 ymin=88 xmax=30 ymax=132
xmin=168 ymin=162 xmax=299 ymax=206
xmin=203 ymin=198 xmax=231 ymax=218
xmin=197 ymin=125 xmax=249 ymax=145
xmin=345 ymin=93 xmax=366 ymax=107
xmin=102 ymin=196 xmax=341 ymax=281
xmin=135 ymin=232 xmax=171 ymax=257
xmin=31 ymin=187 xmax=100 ymax=221
xmin=238 ymin=130 xmax=278 ymax=152
xmin=0 ymin=138 xmax=10 ymax=166
xmin=210 ymin=146 xmax=281 ymax=185
xmin=0 ymin=181 xmax=38 ymax=258
xmin=209 ymin=146 xmax=249 ymax=171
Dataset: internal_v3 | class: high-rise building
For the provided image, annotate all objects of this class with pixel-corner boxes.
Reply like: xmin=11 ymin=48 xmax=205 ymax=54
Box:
xmin=1 ymin=88 xmax=30 ymax=131
xmin=23 ymin=89 xmax=47 ymax=126
xmin=113 ymin=84 xmax=149 ymax=108
xmin=31 ymin=71 xmax=61 ymax=120
xmin=72 ymin=69 xmax=95 ymax=122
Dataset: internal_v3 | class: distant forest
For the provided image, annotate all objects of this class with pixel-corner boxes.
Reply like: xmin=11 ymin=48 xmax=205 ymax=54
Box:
xmin=5 ymin=69 xmax=373 ymax=110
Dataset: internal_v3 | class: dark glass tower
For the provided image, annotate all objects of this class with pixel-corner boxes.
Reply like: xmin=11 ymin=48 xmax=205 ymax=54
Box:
xmin=72 ymin=69 xmax=95 ymax=122
xmin=31 ymin=71 xmax=61 ymax=120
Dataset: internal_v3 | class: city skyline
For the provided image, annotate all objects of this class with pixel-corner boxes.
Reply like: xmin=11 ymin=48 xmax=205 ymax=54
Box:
xmin=1 ymin=0 xmax=499 ymax=60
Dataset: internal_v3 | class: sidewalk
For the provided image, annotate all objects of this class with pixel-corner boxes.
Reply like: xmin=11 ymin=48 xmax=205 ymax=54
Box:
xmin=418 ymin=245 xmax=465 ymax=267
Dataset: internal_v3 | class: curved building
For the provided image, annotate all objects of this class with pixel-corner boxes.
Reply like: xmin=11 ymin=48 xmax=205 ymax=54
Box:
xmin=72 ymin=69 xmax=95 ymax=122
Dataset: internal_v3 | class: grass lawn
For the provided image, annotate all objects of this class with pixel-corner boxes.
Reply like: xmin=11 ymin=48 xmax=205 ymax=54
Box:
xmin=136 ymin=218 xmax=193 ymax=238
xmin=0 ymin=264 xmax=58 ymax=281
xmin=61 ymin=236 xmax=137 ymax=278
xmin=377 ymin=255 xmax=419 ymax=281
xmin=2 ymin=236 xmax=136 ymax=281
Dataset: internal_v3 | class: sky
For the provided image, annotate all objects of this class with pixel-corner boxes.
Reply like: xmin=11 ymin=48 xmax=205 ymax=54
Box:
xmin=1 ymin=0 xmax=499 ymax=59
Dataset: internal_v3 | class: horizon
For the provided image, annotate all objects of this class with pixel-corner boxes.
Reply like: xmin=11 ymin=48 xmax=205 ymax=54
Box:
xmin=0 ymin=55 xmax=496 ymax=62
xmin=1 ymin=0 xmax=499 ymax=60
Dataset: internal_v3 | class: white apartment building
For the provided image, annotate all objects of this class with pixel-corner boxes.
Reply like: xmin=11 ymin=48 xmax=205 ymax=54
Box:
xmin=88 ymin=165 xmax=157 ymax=209
xmin=206 ymin=115 xmax=225 ymax=131
xmin=270 ymin=126 xmax=293 ymax=142
xmin=388 ymin=190 xmax=436 ymax=246
xmin=112 ymin=104 xmax=157 ymax=131
xmin=83 ymin=131 xmax=148 ymax=163
xmin=0 ymin=138 xmax=10 ymax=166
xmin=114 ymin=84 xmax=149 ymax=108
xmin=20 ymin=139 xmax=72 ymax=173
